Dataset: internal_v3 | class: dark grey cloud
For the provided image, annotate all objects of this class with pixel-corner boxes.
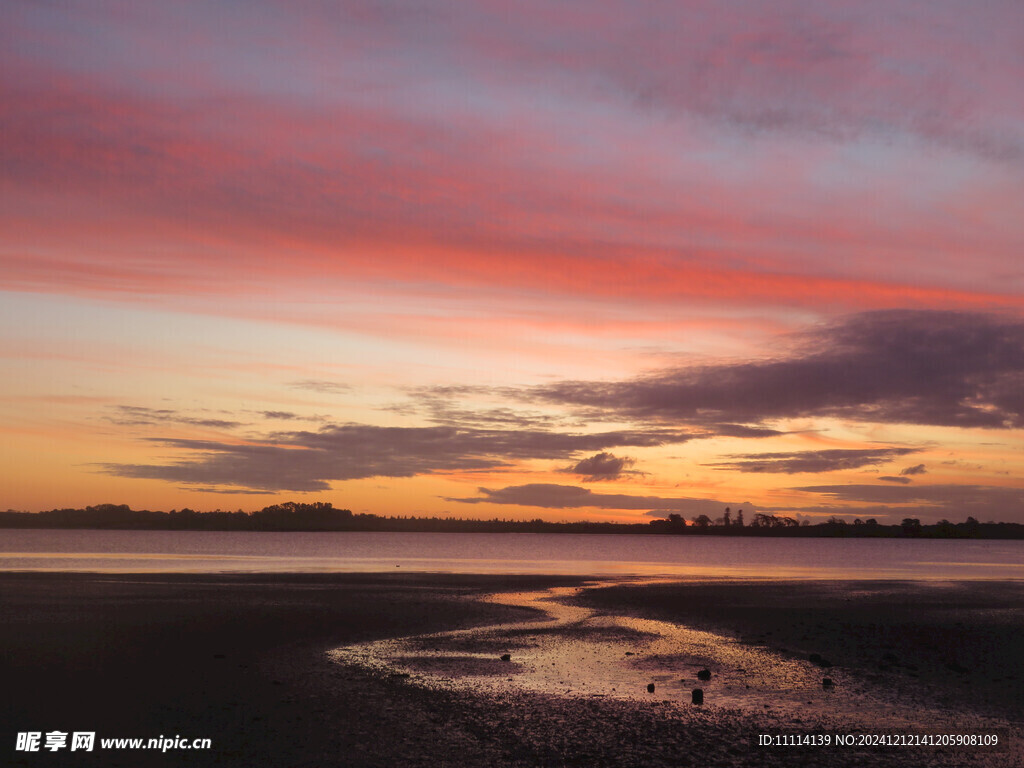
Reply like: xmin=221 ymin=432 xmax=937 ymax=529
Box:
xmin=707 ymin=447 xmax=917 ymax=474
xmin=101 ymin=424 xmax=694 ymax=492
xmin=103 ymin=405 xmax=241 ymax=430
xmin=260 ymin=411 xmax=300 ymax=420
xmin=878 ymin=476 xmax=912 ymax=484
xmin=533 ymin=311 xmax=1024 ymax=429
xmin=446 ymin=483 xmax=753 ymax=517
xmin=560 ymin=452 xmax=637 ymax=481
xmin=901 ymin=463 xmax=928 ymax=476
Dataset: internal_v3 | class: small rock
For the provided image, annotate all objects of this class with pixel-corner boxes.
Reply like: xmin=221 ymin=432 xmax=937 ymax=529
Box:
xmin=500 ymin=654 xmax=512 ymax=662
xmin=692 ymin=688 xmax=703 ymax=705
xmin=822 ymin=677 xmax=835 ymax=688
xmin=625 ymin=651 xmax=634 ymax=656
xmin=647 ymin=683 xmax=656 ymax=693
xmin=697 ymin=668 xmax=712 ymax=681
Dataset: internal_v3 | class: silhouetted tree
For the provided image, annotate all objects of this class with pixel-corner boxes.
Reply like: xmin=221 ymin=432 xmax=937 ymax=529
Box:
xmin=901 ymin=518 xmax=923 ymax=537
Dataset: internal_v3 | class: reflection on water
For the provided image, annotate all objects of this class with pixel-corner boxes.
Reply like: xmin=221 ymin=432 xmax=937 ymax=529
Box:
xmin=331 ymin=583 xmax=1014 ymax=733
xmin=0 ymin=529 xmax=1022 ymax=579
xmin=333 ymin=583 xmax=858 ymax=716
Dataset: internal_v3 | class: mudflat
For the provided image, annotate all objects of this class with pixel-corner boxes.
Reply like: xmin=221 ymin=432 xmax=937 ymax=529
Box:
xmin=1 ymin=572 xmax=1020 ymax=767
xmin=574 ymin=579 xmax=1024 ymax=722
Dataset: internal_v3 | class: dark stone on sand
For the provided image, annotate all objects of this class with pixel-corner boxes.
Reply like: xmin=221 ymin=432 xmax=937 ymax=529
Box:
xmin=500 ymin=654 xmax=511 ymax=662
xmin=697 ymin=668 xmax=711 ymax=681
xmin=822 ymin=678 xmax=834 ymax=688
xmin=624 ymin=651 xmax=634 ymax=656
xmin=809 ymin=653 xmax=833 ymax=668
xmin=692 ymin=688 xmax=703 ymax=704
xmin=647 ymin=683 xmax=655 ymax=693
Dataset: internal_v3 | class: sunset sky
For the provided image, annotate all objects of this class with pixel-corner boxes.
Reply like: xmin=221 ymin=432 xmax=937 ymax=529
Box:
xmin=3 ymin=0 xmax=1024 ymax=524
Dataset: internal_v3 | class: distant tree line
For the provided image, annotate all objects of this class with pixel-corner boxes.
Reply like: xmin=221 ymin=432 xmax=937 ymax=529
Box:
xmin=0 ymin=502 xmax=1022 ymax=538
xmin=646 ymin=508 xmax=1022 ymax=538
xmin=0 ymin=502 xmax=354 ymax=532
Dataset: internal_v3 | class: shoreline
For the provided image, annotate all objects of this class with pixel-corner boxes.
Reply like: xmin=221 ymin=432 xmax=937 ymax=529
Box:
xmin=2 ymin=572 xmax=1021 ymax=767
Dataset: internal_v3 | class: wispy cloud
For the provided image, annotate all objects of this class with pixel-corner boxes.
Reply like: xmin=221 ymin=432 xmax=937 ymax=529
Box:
xmin=446 ymin=483 xmax=751 ymax=516
xmin=103 ymin=405 xmax=241 ymax=430
xmin=288 ymin=380 xmax=352 ymax=395
xmin=791 ymin=483 xmax=1024 ymax=523
xmin=707 ymin=447 xmax=917 ymax=474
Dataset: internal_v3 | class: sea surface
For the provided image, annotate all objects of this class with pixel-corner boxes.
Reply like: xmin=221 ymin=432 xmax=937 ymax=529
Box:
xmin=0 ymin=529 xmax=1021 ymax=579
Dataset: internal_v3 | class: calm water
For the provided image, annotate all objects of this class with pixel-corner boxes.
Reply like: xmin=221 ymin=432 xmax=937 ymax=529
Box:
xmin=0 ymin=529 xmax=1021 ymax=579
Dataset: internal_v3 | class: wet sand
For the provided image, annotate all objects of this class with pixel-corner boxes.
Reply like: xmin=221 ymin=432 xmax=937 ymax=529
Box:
xmin=574 ymin=579 xmax=1024 ymax=723
xmin=2 ymin=572 xmax=1021 ymax=767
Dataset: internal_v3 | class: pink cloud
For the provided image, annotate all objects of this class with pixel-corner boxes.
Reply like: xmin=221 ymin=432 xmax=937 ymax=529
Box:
xmin=3 ymin=3 xmax=1022 ymax=325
